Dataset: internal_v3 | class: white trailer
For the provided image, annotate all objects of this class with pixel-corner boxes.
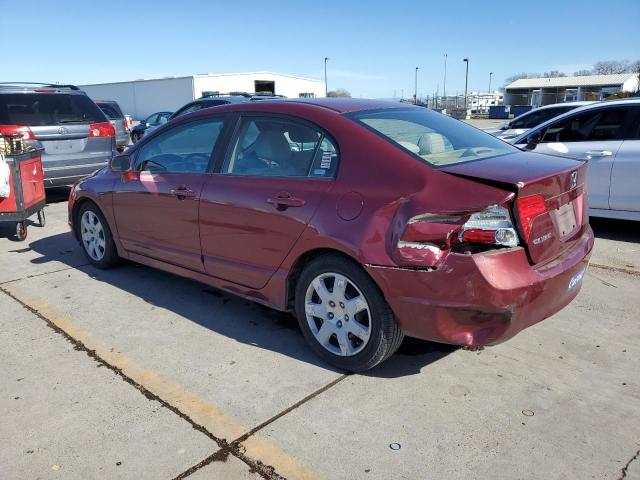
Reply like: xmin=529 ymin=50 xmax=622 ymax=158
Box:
xmin=80 ymin=72 xmax=325 ymax=120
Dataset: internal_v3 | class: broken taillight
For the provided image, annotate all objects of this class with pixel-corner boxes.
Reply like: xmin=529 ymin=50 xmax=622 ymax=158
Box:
xmin=396 ymin=205 xmax=519 ymax=267
xmin=455 ymin=205 xmax=519 ymax=248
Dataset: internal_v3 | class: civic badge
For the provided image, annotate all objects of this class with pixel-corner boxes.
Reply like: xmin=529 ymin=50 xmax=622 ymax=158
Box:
xmin=58 ymin=126 xmax=68 ymax=134
xmin=570 ymin=171 xmax=577 ymax=189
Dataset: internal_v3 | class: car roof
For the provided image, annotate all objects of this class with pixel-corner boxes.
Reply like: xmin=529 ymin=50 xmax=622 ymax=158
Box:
xmin=283 ymin=98 xmax=406 ymax=113
xmin=0 ymin=82 xmax=85 ymax=94
xmin=512 ymin=98 xmax=640 ymax=143
xmin=534 ymin=101 xmax=594 ymax=110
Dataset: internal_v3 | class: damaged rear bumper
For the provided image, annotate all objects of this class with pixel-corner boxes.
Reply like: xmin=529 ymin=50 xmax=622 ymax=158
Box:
xmin=365 ymin=225 xmax=594 ymax=347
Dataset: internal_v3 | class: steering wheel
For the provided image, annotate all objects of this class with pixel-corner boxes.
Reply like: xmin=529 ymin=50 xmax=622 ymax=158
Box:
xmin=185 ymin=152 xmax=210 ymax=160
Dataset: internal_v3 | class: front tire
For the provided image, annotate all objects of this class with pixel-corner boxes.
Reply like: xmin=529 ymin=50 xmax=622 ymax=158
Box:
xmin=78 ymin=202 xmax=119 ymax=269
xmin=294 ymin=255 xmax=403 ymax=372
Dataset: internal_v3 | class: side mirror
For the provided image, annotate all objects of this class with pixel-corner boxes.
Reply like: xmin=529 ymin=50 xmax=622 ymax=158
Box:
xmin=145 ymin=122 xmax=151 ymax=127
xmin=524 ymin=131 xmax=542 ymax=150
xmin=109 ymin=155 xmax=132 ymax=173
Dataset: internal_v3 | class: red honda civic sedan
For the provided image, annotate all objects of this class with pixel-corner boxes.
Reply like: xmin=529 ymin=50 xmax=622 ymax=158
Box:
xmin=68 ymin=99 xmax=593 ymax=371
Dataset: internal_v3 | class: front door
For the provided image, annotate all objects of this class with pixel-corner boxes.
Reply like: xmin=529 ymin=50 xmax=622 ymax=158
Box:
xmin=112 ymin=117 xmax=225 ymax=271
xmin=526 ymin=106 xmax=629 ymax=209
xmin=200 ymin=115 xmax=339 ymax=289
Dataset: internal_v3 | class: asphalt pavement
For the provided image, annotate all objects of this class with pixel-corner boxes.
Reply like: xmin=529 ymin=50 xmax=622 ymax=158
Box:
xmin=0 ymin=190 xmax=638 ymax=480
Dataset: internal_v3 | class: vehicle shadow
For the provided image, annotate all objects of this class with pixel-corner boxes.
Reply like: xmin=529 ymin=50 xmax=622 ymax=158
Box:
xmin=27 ymin=231 xmax=453 ymax=377
xmin=45 ymin=186 xmax=72 ymax=204
xmin=590 ymin=217 xmax=640 ymax=243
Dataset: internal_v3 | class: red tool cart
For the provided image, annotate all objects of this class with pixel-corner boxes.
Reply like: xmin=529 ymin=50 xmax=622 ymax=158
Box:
xmin=0 ymin=130 xmax=46 ymax=241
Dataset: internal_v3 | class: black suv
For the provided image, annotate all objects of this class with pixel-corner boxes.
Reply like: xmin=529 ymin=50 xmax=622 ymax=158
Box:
xmin=136 ymin=93 xmax=286 ymax=140
xmin=0 ymin=83 xmax=115 ymax=187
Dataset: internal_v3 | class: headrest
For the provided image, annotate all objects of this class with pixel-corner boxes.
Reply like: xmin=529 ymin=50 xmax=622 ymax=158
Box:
xmin=288 ymin=125 xmax=319 ymax=143
xmin=255 ymin=130 xmax=292 ymax=161
xmin=418 ymin=132 xmax=447 ymax=155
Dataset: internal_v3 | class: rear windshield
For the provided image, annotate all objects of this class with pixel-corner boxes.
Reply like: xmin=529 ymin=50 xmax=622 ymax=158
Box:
xmin=0 ymin=93 xmax=107 ymax=126
xmin=97 ymin=102 xmax=123 ymax=120
xmin=349 ymin=108 xmax=516 ymax=166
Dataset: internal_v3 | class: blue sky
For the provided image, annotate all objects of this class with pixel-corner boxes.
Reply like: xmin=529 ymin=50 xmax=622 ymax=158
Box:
xmin=2 ymin=0 xmax=639 ymax=98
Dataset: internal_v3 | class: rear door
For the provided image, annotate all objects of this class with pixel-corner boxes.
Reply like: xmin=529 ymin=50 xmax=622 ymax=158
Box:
xmin=112 ymin=117 xmax=226 ymax=271
xmin=522 ymin=106 xmax=629 ymax=209
xmin=609 ymin=107 xmax=640 ymax=212
xmin=199 ymin=114 xmax=338 ymax=289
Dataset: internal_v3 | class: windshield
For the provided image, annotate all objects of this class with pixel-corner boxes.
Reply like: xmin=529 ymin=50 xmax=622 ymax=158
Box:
xmin=349 ymin=108 xmax=516 ymax=166
xmin=0 ymin=93 xmax=107 ymax=126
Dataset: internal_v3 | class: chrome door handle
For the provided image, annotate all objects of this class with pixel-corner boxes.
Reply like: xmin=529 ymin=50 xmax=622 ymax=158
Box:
xmin=170 ymin=188 xmax=196 ymax=199
xmin=267 ymin=192 xmax=306 ymax=210
xmin=585 ymin=150 xmax=613 ymax=159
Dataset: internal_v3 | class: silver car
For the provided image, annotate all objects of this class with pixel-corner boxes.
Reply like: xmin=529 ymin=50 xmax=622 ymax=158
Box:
xmin=95 ymin=100 xmax=130 ymax=151
xmin=485 ymin=102 xmax=593 ymax=141
xmin=513 ymin=98 xmax=640 ymax=221
xmin=0 ymin=83 xmax=115 ymax=187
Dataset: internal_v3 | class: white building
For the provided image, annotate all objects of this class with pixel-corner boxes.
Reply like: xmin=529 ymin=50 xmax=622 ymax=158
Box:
xmin=80 ymin=72 xmax=325 ymax=119
xmin=467 ymin=91 xmax=504 ymax=113
xmin=504 ymin=73 xmax=640 ymax=107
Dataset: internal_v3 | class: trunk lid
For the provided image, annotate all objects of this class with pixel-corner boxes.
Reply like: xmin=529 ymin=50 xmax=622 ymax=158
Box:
xmin=440 ymin=152 xmax=588 ymax=265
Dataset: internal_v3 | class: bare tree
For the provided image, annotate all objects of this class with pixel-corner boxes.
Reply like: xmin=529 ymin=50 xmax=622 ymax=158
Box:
xmin=574 ymin=69 xmax=593 ymax=76
xmin=592 ymin=60 xmax=632 ymax=75
xmin=327 ymin=88 xmax=352 ymax=98
xmin=503 ymin=72 xmax=541 ymax=86
xmin=543 ymin=70 xmax=567 ymax=78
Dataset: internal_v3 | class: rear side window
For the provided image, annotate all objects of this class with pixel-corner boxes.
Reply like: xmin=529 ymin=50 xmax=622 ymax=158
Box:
xmin=0 ymin=93 xmax=106 ymax=126
xmin=350 ymin=108 xmax=516 ymax=166
xmin=223 ymin=116 xmax=338 ymax=177
xmin=542 ymin=108 xmax=628 ymax=142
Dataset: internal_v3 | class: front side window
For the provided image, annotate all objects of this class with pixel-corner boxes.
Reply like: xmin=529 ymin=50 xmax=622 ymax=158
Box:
xmin=223 ymin=117 xmax=338 ymax=177
xmin=145 ymin=114 xmax=159 ymax=125
xmin=541 ymin=108 xmax=628 ymax=143
xmin=350 ymin=108 xmax=516 ymax=166
xmin=135 ymin=118 xmax=224 ymax=174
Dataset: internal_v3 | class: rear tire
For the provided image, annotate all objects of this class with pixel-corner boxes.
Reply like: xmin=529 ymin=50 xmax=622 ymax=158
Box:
xmin=37 ymin=209 xmax=46 ymax=227
xmin=78 ymin=202 xmax=119 ymax=269
xmin=294 ymin=254 xmax=403 ymax=372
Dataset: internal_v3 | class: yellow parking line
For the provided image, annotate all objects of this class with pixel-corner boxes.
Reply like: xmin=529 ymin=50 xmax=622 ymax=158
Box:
xmin=7 ymin=290 xmax=319 ymax=480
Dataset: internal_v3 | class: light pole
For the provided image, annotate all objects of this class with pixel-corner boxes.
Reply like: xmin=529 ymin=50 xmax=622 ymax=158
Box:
xmin=324 ymin=57 xmax=328 ymax=97
xmin=463 ymin=58 xmax=469 ymax=110
xmin=414 ymin=66 xmax=419 ymax=104
xmin=489 ymin=71 xmax=493 ymax=93
xmin=443 ymin=53 xmax=447 ymax=109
